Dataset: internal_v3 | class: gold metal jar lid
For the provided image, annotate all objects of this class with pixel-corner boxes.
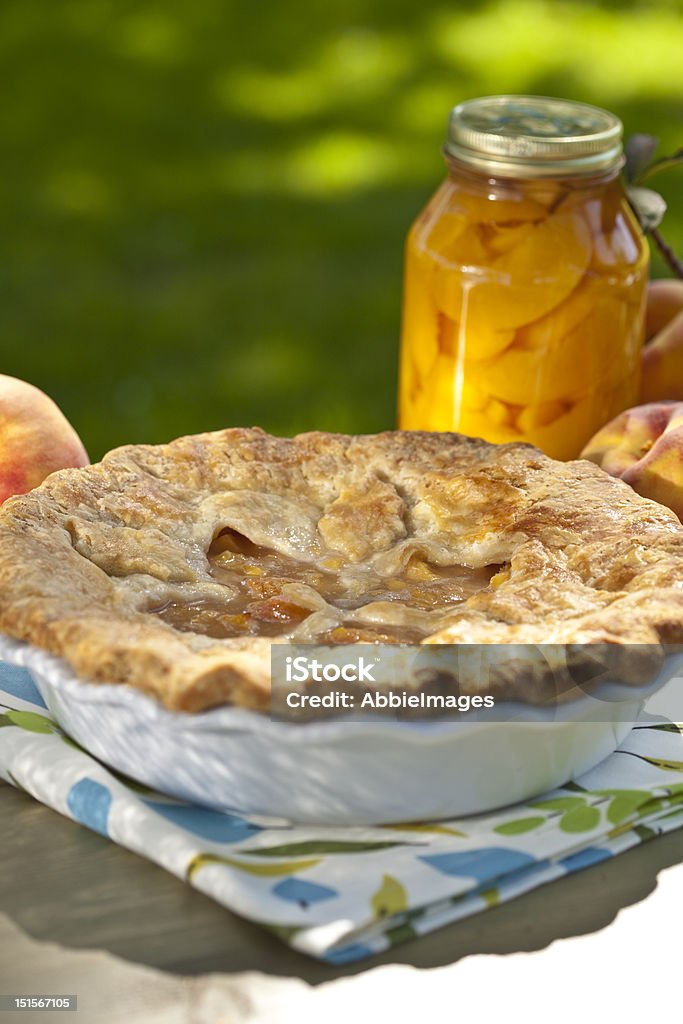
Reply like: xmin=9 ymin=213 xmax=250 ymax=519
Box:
xmin=446 ymin=95 xmax=623 ymax=178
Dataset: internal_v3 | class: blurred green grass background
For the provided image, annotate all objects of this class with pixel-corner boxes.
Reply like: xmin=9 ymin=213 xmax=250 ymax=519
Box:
xmin=1 ymin=0 xmax=682 ymax=458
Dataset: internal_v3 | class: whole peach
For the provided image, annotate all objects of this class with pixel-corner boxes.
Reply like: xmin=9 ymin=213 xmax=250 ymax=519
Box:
xmin=645 ymin=279 xmax=683 ymax=341
xmin=581 ymin=401 xmax=683 ymax=521
xmin=641 ymin=308 xmax=683 ymax=403
xmin=0 ymin=375 xmax=89 ymax=504
xmin=640 ymin=279 xmax=683 ymax=403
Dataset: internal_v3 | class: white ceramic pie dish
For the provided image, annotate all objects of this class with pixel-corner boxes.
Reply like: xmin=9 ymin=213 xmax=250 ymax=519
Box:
xmin=2 ymin=634 xmax=682 ymax=826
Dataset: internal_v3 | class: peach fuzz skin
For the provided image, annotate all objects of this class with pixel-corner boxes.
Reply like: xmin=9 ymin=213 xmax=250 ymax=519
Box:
xmin=645 ymin=279 xmax=683 ymax=340
xmin=0 ymin=374 xmax=89 ymax=504
xmin=581 ymin=401 xmax=683 ymax=522
xmin=641 ymin=280 xmax=683 ymax=404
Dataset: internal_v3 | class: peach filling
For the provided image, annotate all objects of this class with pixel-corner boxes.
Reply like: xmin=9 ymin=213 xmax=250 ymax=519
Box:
xmin=151 ymin=528 xmax=501 ymax=643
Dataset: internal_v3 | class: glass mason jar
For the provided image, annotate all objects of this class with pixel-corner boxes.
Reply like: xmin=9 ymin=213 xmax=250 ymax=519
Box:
xmin=398 ymin=96 xmax=649 ymax=460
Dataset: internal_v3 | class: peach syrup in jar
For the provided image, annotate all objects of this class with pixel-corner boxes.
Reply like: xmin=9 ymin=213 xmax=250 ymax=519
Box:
xmin=398 ymin=95 xmax=649 ymax=460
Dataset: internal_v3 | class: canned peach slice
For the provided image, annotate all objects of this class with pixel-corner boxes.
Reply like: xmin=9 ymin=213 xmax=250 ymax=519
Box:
xmin=400 ymin=355 xmax=457 ymax=432
xmin=517 ymin=399 xmax=568 ymax=432
xmin=524 ymin=379 xmax=640 ymax=462
xmin=458 ymin=313 xmax=515 ymax=360
xmin=515 ymin=274 xmax=602 ymax=351
xmin=436 ymin=311 xmax=458 ymax=356
xmin=429 ymin=229 xmax=490 ymax=321
xmin=467 ymin=212 xmax=592 ymax=330
xmin=431 ymin=273 xmax=517 ymax=358
xmin=484 ymin=221 xmax=536 ymax=256
xmin=399 ymin=379 xmax=429 ymax=430
xmin=461 ymin=376 xmax=487 ymax=412
xmin=418 ymin=210 xmax=469 ymax=257
xmin=422 ymin=353 xmax=457 ymax=428
xmin=427 ymin=222 xmax=490 ymax=268
xmin=457 ymin=407 xmax=519 ymax=444
xmin=399 ymin=344 xmax=419 ymax=408
xmin=402 ymin=253 xmax=439 ymax=380
xmin=521 ymin=395 xmax=598 ymax=461
xmin=472 ymin=296 xmax=629 ymax=405
xmin=526 ymin=181 xmax=568 ymax=210
xmin=603 ymin=371 xmax=640 ymax=415
xmin=448 ymin=189 xmax=546 ymax=224
xmin=487 ymin=396 xmax=522 ymax=428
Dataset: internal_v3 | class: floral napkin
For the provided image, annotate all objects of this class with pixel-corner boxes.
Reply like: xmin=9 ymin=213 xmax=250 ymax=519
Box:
xmin=2 ymin=660 xmax=683 ymax=964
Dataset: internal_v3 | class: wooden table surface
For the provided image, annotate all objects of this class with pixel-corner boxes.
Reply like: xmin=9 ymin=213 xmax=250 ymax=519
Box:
xmin=2 ymin=777 xmax=683 ymax=1022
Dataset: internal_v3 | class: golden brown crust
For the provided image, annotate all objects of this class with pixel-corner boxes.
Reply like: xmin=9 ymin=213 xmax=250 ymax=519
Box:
xmin=0 ymin=427 xmax=682 ymax=712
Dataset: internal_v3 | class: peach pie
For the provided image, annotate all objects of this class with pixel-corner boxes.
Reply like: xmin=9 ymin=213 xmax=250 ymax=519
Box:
xmin=0 ymin=428 xmax=682 ymax=712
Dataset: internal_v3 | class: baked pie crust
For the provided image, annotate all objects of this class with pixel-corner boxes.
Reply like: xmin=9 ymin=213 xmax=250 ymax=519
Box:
xmin=0 ymin=427 xmax=682 ymax=712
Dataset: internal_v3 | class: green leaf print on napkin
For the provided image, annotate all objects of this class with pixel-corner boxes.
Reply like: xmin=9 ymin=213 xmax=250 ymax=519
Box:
xmin=494 ymin=817 xmax=546 ymax=836
xmin=558 ymin=806 xmax=601 ymax=833
xmin=502 ymin=793 xmax=603 ymax=834
xmin=528 ymin=796 xmax=586 ymax=813
xmin=4 ymin=710 xmax=59 ymax=734
xmin=592 ymin=789 xmax=652 ymax=824
xmin=481 ymin=888 xmax=499 ymax=908
xmin=494 ymin=794 xmax=601 ymax=834
xmin=636 ymin=755 xmax=683 ymax=772
xmin=371 ymin=875 xmax=408 ymax=918
xmin=385 ymin=921 xmax=419 ymax=948
xmin=186 ymin=853 xmax=320 ymax=882
xmin=246 ymin=840 xmax=406 ymax=857
xmin=653 ymin=805 xmax=683 ymax=825
xmin=381 ymin=823 xmax=467 ymax=837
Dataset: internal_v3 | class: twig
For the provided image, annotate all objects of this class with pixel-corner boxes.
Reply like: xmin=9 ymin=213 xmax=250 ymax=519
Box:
xmin=650 ymin=227 xmax=683 ymax=279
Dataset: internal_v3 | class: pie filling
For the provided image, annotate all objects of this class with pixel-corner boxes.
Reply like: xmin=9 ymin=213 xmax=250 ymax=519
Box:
xmin=150 ymin=528 xmax=503 ymax=644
